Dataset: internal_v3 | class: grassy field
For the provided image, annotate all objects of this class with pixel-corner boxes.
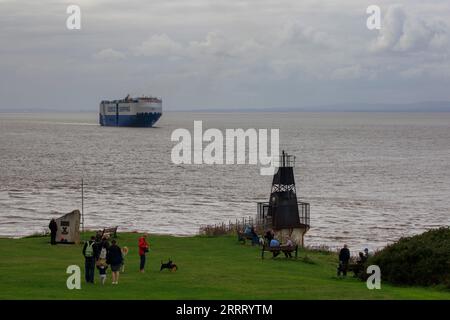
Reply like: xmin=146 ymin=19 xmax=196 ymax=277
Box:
xmin=0 ymin=232 xmax=449 ymax=300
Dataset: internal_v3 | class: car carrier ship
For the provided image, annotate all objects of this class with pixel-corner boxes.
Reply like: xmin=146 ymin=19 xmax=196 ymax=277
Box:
xmin=99 ymin=94 xmax=162 ymax=127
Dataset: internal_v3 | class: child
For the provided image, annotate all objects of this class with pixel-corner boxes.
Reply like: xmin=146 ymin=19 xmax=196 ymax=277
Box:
xmin=96 ymin=246 xmax=108 ymax=284
xmin=121 ymin=246 xmax=129 ymax=273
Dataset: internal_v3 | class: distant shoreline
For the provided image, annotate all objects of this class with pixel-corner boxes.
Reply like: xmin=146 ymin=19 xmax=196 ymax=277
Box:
xmin=2 ymin=100 xmax=450 ymax=113
xmin=2 ymin=109 xmax=450 ymax=113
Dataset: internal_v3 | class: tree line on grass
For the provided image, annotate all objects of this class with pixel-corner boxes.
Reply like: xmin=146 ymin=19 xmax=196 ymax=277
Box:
xmin=364 ymin=227 xmax=450 ymax=288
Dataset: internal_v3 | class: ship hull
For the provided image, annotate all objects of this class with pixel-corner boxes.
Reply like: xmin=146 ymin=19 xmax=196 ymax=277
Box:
xmin=99 ymin=112 xmax=162 ymax=127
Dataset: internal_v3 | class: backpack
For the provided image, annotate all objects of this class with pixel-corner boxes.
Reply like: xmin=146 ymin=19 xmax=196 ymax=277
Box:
xmin=85 ymin=241 xmax=94 ymax=257
xmin=99 ymin=247 xmax=107 ymax=259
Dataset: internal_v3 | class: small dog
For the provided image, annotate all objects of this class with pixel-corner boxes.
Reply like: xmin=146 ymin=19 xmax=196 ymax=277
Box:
xmin=160 ymin=259 xmax=178 ymax=272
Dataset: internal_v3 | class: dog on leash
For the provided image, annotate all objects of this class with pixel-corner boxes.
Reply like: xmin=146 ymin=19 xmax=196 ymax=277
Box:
xmin=160 ymin=259 xmax=178 ymax=272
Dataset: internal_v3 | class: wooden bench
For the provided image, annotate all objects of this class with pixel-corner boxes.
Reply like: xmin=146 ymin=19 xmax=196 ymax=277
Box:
xmin=101 ymin=226 xmax=118 ymax=239
xmin=261 ymin=245 xmax=298 ymax=259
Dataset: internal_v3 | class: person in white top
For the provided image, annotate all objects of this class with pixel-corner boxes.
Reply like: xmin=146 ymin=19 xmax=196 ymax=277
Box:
xmin=283 ymin=237 xmax=294 ymax=258
xmin=285 ymin=238 xmax=293 ymax=247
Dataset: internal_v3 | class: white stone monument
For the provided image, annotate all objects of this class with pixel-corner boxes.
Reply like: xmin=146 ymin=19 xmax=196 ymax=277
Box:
xmin=55 ymin=210 xmax=81 ymax=244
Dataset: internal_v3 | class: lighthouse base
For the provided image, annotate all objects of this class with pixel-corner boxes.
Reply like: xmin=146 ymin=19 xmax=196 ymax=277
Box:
xmin=273 ymin=227 xmax=309 ymax=247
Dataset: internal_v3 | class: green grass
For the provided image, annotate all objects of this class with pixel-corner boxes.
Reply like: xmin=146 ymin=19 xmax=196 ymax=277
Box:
xmin=0 ymin=232 xmax=449 ymax=300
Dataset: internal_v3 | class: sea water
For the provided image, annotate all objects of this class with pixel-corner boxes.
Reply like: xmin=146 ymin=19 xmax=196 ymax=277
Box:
xmin=1 ymin=112 xmax=449 ymax=251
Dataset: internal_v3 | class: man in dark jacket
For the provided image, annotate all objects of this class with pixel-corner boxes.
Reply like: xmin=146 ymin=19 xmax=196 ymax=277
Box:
xmin=337 ymin=244 xmax=350 ymax=277
xmin=107 ymin=240 xmax=123 ymax=284
xmin=264 ymin=229 xmax=274 ymax=244
xmin=48 ymin=219 xmax=58 ymax=245
xmin=82 ymin=236 xmax=96 ymax=283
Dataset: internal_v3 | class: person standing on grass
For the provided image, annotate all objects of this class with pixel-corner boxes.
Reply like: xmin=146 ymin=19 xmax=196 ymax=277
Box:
xmin=121 ymin=246 xmax=129 ymax=273
xmin=48 ymin=218 xmax=57 ymax=245
xmin=107 ymin=239 xmax=123 ymax=285
xmin=100 ymin=236 xmax=110 ymax=251
xmin=138 ymin=234 xmax=149 ymax=273
xmin=337 ymin=244 xmax=351 ymax=277
xmin=96 ymin=244 xmax=109 ymax=285
xmin=364 ymin=248 xmax=370 ymax=259
xmin=95 ymin=230 xmax=103 ymax=242
xmin=95 ymin=239 xmax=108 ymax=281
xmin=264 ymin=229 xmax=274 ymax=245
xmin=82 ymin=236 xmax=96 ymax=283
xmin=250 ymin=227 xmax=259 ymax=246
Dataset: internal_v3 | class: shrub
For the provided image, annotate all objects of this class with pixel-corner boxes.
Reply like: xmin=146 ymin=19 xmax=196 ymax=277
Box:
xmin=366 ymin=227 xmax=450 ymax=288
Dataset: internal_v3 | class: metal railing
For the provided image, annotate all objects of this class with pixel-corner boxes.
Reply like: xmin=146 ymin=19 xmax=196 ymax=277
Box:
xmin=199 ymin=216 xmax=259 ymax=236
xmin=256 ymin=201 xmax=310 ymax=229
xmin=198 ymin=202 xmax=310 ymax=236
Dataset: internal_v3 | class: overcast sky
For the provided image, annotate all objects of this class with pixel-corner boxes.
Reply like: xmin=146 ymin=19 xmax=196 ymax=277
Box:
xmin=1 ymin=0 xmax=450 ymax=111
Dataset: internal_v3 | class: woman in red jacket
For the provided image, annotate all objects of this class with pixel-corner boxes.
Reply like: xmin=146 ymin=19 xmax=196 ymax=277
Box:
xmin=138 ymin=234 xmax=149 ymax=273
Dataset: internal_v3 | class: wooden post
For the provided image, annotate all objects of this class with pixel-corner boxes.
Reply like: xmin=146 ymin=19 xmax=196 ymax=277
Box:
xmin=81 ymin=178 xmax=84 ymax=233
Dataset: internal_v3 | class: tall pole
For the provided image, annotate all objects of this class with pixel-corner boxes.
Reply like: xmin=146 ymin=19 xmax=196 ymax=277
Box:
xmin=81 ymin=178 xmax=84 ymax=232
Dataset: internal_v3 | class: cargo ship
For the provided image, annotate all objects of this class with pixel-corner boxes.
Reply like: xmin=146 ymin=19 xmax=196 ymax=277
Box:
xmin=99 ymin=94 xmax=162 ymax=127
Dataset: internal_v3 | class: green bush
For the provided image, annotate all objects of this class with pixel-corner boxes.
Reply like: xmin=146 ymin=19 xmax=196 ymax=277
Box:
xmin=367 ymin=227 xmax=450 ymax=288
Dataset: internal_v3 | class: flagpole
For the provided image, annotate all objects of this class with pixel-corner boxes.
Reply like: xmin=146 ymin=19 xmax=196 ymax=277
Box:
xmin=81 ymin=178 xmax=84 ymax=232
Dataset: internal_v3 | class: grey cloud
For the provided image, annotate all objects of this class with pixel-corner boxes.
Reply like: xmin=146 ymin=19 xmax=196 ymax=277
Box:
xmin=1 ymin=0 xmax=450 ymax=110
xmin=280 ymin=22 xmax=336 ymax=49
xmin=371 ymin=5 xmax=449 ymax=53
xmin=132 ymin=34 xmax=183 ymax=57
xmin=94 ymin=48 xmax=126 ymax=61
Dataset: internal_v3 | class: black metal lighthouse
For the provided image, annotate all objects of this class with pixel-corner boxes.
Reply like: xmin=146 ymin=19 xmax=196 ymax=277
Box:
xmin=257 ymin=151 xmax=310 ymax=246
